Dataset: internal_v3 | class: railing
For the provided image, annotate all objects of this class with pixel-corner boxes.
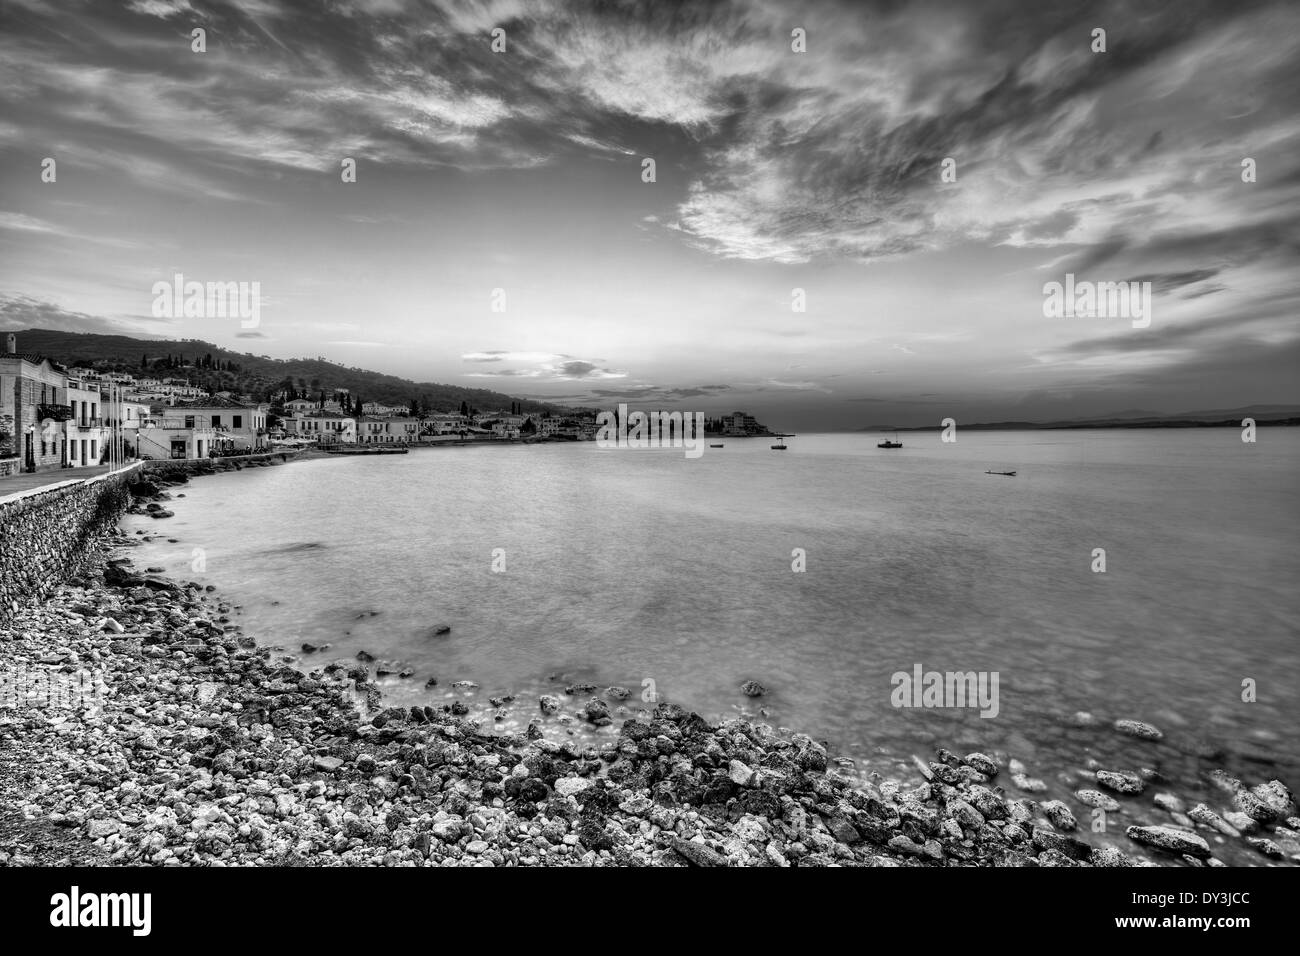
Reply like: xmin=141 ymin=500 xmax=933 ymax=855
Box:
xmin=142 ymin=420 xmax=222 ymax=432
xmin=75 ymin=417 xmax=105 ymax=429
xmin=36 ymin=403 xmax=73 ymax=422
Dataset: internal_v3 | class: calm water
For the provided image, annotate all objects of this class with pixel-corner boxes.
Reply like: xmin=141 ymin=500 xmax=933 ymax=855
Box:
xmin=124 ymin=430 xmax=1299 ymax=857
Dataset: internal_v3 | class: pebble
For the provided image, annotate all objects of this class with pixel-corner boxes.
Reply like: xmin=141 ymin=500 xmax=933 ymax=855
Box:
xmin=1114 ymin=719 xmax=1163 ymax=741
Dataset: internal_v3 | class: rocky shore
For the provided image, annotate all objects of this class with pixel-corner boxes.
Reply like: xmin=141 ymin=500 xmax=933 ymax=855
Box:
xmin=1 ymin=474 xmax=1297 ymax=867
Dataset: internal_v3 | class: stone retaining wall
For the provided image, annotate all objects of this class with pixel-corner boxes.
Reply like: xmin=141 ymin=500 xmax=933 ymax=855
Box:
xmin=139 ymin=450 xmax=296 ymax=481
xmin=0 ymin=464 xmax=141 ymax=624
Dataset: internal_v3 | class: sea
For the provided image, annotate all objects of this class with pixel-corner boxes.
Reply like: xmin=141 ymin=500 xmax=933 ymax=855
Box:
xmin=123 ymin=429 xmax=1300 ymax=862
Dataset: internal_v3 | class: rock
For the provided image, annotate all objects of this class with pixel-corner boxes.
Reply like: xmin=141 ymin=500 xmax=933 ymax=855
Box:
xmin=963 ymin=753 xmax=1000 ymax=777
xmin=605 ymin=686 xmax=631 ymax=700
xmin=1246 ymin=837 xmax=1283 ymax=859
xmin=1041 ymin=800 xmax=1078 ymax=831
xmin=827 ymin=817 xmax=861 ymax=844
xmin=1153 ymin=793 xmax=1185 ymax=814
xmin=669 ymin=837 xmax=727 ymax=867
xmin=1125 ymin=825 xmax=1210 ymax=858
xmin=1114 ymin=719 xmax=1163 ymax=741
xmin=538 ymin=694 xmax=561 ymax=715
xmin=1215 ymin=813 xmax=1255 ymax=838
xmin=1074 ymin=789 xmax=1120 ymax=812
xmin=1187 ymin=804 xmax=1239 ymax=837
xmin=1252 ymin=780 xmax=1294 ymax=816
xmin=583 ymin=698 xmax=610 ymax=724
xmin=554 ymin=777 xmax=591 ymax=798
xmin=313 ymin=756 xmax=344 ymax=773
xmin=728 ymin=759 xmax=756 ymax=787
xmin=1032 ymin=827 xmax=1092 ymax=861
xmin=1096 ymin=770 xmax=1145 ymax=795
xmin=740 ymin=680 xmax=766 ymax=698
xmin=86 ymin=819 xmax=121 ymax=838
xmin=432 ymin=625 xmax=451 ymax=636
xmin=1011 ymin=772 xmax=1047 ymax=793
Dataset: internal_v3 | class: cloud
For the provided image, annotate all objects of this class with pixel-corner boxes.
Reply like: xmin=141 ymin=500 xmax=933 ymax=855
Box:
xmin=0 ymin=292 xmax=159 ymax=335
xmin=126 ymin=0 xmax=194 ymax=18
xmin=462 ymin=350 xmax=625 ymax=380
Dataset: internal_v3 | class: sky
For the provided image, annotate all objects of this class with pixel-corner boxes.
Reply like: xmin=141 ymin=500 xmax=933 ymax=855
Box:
xmin=0 ymin=0 xmax=1297 ymax=430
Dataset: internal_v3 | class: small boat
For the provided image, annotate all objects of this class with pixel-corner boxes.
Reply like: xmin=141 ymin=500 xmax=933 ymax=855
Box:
xmin=770 ymin=433 xmax=794 ymax=450
xmin=878 ymin=431 xmax=903 ymax=448
xmin=709 ymin=443 xmax=724 ymax=448
xmin=985 ymin=469 xmax=1017 ymax=477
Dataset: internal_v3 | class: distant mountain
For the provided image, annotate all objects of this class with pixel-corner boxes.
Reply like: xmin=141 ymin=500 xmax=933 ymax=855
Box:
xmin=862 ymin=405 xmax=1300 ymax=432
xmin=7 ymin=329 xmax=577 ymax=415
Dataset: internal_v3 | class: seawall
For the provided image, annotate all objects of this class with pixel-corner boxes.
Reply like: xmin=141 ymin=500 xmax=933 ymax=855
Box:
xmin=0 ymin=463 xmax=142 ymax=624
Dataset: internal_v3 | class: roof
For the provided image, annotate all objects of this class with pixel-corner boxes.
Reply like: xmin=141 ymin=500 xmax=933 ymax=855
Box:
xmin=174 ymin=395 xmax=256 ymax=409
xmin=0 ymin=352 xmax=66 ymax=371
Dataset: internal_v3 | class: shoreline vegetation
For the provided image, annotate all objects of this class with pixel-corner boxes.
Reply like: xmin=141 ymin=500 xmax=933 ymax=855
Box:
xmin=1 ymin=465 xmax=1297 ymax=868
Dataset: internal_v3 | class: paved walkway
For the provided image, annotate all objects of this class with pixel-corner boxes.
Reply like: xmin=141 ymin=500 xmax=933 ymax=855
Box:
xmin=0 ymin=464 xmax=115 ymax=498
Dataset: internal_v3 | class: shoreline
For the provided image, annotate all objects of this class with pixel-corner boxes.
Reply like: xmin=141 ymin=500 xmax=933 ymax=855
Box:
xmin=1 ymin=474 xmax=1296 ymax=867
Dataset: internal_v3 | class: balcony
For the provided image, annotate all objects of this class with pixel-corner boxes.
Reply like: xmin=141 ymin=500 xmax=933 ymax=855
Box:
xmin=36 ymin=403 xmax=73 ymax=422
xmin=73 ymin=417 xmax=105 ymax=429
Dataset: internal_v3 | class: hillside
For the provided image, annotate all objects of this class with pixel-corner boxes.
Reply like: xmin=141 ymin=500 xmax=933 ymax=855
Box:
xmin=9 ymin=329 xmax=575 ymax=415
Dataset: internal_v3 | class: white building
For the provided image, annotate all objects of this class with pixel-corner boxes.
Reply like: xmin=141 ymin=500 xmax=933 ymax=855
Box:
xmin=173 ymin=396 xmax=270 ymax=451
xmin=64 ymin=377 xmax=112 ymax=468
xmin=356 ymin=416 xmax=419 ymax=444
xmin=284 ymin=411 xmax=356 ymax=443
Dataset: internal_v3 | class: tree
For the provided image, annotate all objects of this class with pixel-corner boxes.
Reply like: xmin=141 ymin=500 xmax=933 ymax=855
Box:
xmin=460 ymin=400 xmax=469 ymax=417
xmin=520 ymin=417 xmax=536 ymax=435
xmin=409 ymin=397 xmax=420 ymax=418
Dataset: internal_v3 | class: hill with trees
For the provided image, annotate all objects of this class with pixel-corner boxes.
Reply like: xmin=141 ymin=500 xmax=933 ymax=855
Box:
xmin=10 ymin=328 xmax=577 ymax=416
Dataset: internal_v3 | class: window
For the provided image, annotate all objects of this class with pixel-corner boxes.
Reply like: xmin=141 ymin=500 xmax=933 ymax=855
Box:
xmin=211 ymin=415 xmax=220 ymax=427
xmin=185 ymin=415 xmax=195 ymax=429
xmin=91 ymin=441 xmax=97 ymax=461
xmin=233 ymin=415 xmax=243 ymax=428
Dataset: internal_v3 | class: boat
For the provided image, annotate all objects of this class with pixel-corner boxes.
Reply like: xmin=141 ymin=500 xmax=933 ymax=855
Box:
xmin=985 ymin=469 xmax=1017 ymax=477
xmin=877 ymin=431 xmax=903 ymax=448
xmin=709 ymin=443 xmax=724 ymax=448
xmin=770 ymin=432 xmax=794 ymax=450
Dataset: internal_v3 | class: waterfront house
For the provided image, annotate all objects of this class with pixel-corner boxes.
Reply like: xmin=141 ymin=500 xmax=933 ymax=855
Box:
xmin=135 ymin=414 xmax=221 ymax=460
xmin=356 ymin=416 xmax=419 ymax=444
xmin=0 ymin=333 xmax=70 ymax=476
xmin=173 ymin=396 xmax=270 ymax=451
xmin=285 ymin=411 xmax=356 ymax=444
xmin=65 ymin=376 xmax=112 ymax=468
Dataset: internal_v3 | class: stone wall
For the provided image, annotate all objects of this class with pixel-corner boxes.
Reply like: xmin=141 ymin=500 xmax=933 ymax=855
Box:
xmin=139 ymin=450 xmax=296 ymax=482
xmin=0 ymin=464 xmax=140 ymax=624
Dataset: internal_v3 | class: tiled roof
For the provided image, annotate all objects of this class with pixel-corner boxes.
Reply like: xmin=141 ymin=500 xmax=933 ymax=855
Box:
xmin=174 ymin=395 xmax=252 ymax=409
xmin=0 ymin=352 xmax=66 ymax=371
